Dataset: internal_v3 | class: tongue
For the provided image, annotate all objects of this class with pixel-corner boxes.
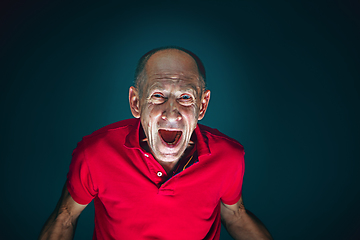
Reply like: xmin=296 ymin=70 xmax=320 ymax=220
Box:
xmin=159 ymin=130 xmax=181 ymax=144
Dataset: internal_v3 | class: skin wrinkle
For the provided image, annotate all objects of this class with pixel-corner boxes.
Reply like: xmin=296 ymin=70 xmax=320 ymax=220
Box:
xmin=136 ymin=50 xmax=206 ymax=98
xmin=152 ymin=74 xmax=202 ymax=92
xmin=131 ymin=49 xmax=210 ymax=173
xmin=147 ymin=75 xmax=201 ymax=95
xmin=39 ymin=47 xmax=272 ymax=240
xmin=133 ymin=47 xmax=207 ymax=97
xmin=150 ymin=72 xmax=200 ymax=80
xmin=141 ymin=78 xmax=199 ymax=162
xmin=146 ymin=88 xmax=198 ymax=108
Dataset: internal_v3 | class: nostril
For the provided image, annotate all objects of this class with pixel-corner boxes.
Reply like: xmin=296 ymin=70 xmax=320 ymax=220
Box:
xmin=161 ymin=110 xmax=181 ymax=122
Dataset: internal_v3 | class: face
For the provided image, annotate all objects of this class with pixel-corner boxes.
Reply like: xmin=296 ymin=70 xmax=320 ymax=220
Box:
xmin=129 ymin=49 xmax=210 ymax=163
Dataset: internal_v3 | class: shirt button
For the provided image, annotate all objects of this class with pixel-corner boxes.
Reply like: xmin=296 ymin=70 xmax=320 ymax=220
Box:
xmin=157 ymin=171 xmax=163 ymax=177
xmin=144 ymin=154 xmax=149 ymax=157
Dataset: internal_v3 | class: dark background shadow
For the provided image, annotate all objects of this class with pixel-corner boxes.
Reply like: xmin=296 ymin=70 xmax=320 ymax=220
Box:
xmin=1 ymin=1 xmax=359 ymax=239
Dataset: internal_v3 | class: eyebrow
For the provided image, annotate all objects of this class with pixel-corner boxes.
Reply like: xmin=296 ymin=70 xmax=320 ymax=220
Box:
xmin=148 ymin=82 xmax=198 ymax=93
xmin=146 ymin=86 xmax=200 ymax=101
xmin=151 ymin=73 xmax=199 ymax=80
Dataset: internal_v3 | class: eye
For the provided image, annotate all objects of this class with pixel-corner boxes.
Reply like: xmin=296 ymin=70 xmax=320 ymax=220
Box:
xmin=178 ymin=94 xmax=194 ymax=106
xmin=153 ymin=93 xmax=163 ymax=98
xmin=150 ymin=92 xmax=166 ymax=104
xmin=180 ymin=94 xmax=191 ymax=100
xmin=151 ymin=92 xmax=165 ymax=98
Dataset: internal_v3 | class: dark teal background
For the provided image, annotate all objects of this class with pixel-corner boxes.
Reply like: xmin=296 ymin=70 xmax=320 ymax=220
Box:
xmin=1 ymin=1 xmax=359 ymax=239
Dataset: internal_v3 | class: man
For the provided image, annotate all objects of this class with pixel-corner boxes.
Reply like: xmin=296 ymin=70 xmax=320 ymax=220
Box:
xmin=39 ymin=47 xmax=272 ymax=240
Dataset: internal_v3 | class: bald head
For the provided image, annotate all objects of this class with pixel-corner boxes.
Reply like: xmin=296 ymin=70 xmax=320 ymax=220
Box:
xmin=146 ymin=49 xmax=199 ymax=75
xmin=134 ymin=47 xmax=206 ymax=98
xmin=128 ymin=47 xmax=211 ymax=165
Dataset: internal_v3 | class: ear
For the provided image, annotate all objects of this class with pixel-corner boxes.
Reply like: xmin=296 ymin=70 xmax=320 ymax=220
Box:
xmin=129 ymin=86 xmax=141 ymax=118
xmin=198 ymin=90 xmax=211 ymax=120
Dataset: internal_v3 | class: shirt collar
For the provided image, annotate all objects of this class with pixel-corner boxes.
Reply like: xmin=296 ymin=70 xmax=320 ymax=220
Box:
xmin=124 ymin=118 xmax=211 ymax=159
xmin=194 ymin=124 xmax=211 ymax=158
xmin=124 ymin=118 xmax=142 ymax=149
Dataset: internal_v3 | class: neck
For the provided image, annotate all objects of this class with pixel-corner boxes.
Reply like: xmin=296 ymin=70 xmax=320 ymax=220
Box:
xmin=157 ymin=160 xmax=179 ymax=175
xmin=140 ymin=138 xmax=195 ymax=174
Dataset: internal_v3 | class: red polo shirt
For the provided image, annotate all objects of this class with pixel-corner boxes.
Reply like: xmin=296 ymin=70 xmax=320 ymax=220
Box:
xmin=67 ymin=118 xmax=244 ymax=240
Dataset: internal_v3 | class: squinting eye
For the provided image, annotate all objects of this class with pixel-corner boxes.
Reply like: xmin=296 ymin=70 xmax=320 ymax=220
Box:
xmin=150 ymin=93 xmax=166 ymax=104
xmin=180 ymin=95 xmax=191 ymax=100
xmin=178 ymin=94 xmax=194 ymax=106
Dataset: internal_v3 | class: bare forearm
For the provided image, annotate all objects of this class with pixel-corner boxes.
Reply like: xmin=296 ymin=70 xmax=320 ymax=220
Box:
xmin=38 ymin=211 xmax=77 ymax=240
xmin=39 ymin=182 xmax=86 ymax=239
xmin=224 ymin=209 xmax=273 ymax=240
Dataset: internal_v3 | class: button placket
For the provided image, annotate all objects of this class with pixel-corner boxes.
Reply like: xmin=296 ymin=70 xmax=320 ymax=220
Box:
xmin=142 ymin=151 xmax=166 ymax=184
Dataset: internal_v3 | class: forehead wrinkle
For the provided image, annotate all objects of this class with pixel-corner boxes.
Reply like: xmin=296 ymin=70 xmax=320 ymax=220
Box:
xmin=147 ymin=81 xmax=166 ymax=92
xmin=149 ymin=72 xmax=200 ymax=81
xmin=147 ymin=80 xmax=199 ymax=94
xmin=181 ymin=85 xmax=198 ymax=94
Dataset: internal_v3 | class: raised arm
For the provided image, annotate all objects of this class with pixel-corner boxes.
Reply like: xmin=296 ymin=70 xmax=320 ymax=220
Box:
xmin=39 ymin=182 xmax=88 ymax=240
xmin=220 ymin=195 xmax=273 ymax=240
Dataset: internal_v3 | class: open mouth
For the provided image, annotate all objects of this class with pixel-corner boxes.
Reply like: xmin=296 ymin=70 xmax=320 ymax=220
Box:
xmin=158 ymin=129 xmax=182 ymax=145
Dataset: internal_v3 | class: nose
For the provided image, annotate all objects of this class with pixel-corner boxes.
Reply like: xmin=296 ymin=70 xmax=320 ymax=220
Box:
xmin=161 ymin=99 xmax=182 ymax=122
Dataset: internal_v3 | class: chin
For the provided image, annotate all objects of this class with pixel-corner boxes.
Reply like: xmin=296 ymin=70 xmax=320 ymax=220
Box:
xmin=155 ymin=149 xmax=183 ymax=163
xmin=151 ymin=133 xmax=186 ymax=160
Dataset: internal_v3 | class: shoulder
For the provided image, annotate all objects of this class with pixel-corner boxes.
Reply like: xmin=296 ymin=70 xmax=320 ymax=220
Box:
xmin=198 ymin=123 xmax=244 ymax=155
xmin=83 ymin=118 xmax=137 ymax=140
xmin=197 ymin=124 xmax=245 ymax=186
xmin=75 ymin=118 xmax=138 ymax=151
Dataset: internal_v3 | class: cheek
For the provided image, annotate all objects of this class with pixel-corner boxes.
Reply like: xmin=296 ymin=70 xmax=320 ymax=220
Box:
xmin=181 ymin=106 xmax=199 ymax=126
xmin=141 ymin=104 xmax=162 ymax=127
xmin=183 ymin=104 xmax=198 ymax=117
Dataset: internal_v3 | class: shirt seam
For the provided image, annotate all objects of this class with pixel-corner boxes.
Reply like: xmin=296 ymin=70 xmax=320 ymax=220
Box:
xmin=83 ymin=124 xmax=135 ymax=141
xmin=82 ymin=140 xmax=98 ymax=196
xmin=200 ymin=128 xmax=243 ymax=148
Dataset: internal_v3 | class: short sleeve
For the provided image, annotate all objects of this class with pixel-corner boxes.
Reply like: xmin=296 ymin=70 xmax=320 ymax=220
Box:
xmin=220 ymin=149 xmax=245 ymax=205
xmin=67 ymin=140 xmax=97 ymax=205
